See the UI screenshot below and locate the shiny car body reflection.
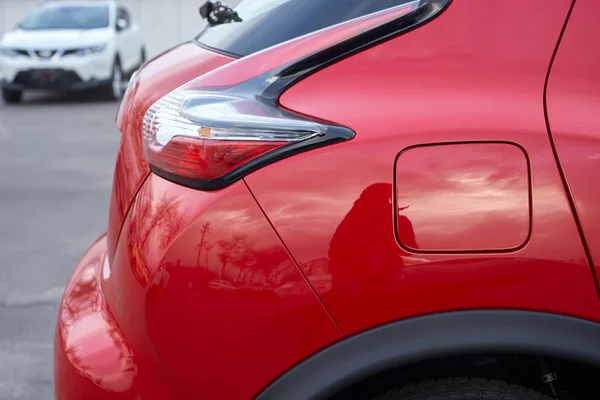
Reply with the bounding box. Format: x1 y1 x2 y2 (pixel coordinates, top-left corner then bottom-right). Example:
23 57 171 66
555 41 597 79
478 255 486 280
394 142 531 252
55 0 600 399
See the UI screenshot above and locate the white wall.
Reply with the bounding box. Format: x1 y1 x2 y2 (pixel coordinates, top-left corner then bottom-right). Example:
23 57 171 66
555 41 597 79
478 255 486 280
0 0 240 57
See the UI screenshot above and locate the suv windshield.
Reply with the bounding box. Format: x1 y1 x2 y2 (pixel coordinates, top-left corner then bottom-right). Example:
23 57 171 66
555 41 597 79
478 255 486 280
196 0 417 57
20 5 110 30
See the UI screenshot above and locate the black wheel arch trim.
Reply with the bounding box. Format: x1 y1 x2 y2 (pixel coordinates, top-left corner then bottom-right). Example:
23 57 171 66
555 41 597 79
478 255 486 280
255 310 600 400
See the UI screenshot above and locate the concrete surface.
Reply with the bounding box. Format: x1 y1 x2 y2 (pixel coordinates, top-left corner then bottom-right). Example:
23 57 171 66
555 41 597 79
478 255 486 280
0 2 243 397
0 91 121 399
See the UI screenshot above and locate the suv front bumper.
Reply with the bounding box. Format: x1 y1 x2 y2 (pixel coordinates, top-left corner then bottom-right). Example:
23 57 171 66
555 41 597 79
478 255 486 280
2 69 109 91
0 53 112 91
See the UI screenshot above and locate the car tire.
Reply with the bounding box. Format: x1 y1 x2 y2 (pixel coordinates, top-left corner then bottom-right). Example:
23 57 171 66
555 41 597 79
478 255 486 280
140 47 147 67
102 58 125 101
374 378 552 400
2 88 23 104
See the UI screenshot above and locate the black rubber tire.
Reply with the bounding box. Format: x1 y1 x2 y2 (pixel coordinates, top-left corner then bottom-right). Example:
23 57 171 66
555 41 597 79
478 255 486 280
2 88 22 103
140 47 147 67
374 378 552 400
101 57 124 101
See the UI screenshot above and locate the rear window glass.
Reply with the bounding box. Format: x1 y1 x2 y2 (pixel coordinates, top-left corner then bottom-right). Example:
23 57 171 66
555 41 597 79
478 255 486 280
196 0 417 57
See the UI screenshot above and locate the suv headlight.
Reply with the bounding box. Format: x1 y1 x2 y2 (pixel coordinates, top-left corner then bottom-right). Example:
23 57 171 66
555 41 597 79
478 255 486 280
74 44 106 56
0 47 19 57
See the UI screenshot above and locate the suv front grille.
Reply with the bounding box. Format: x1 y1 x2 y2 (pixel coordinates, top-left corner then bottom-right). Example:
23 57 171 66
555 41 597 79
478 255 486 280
34 49 58 59
13 69 83 88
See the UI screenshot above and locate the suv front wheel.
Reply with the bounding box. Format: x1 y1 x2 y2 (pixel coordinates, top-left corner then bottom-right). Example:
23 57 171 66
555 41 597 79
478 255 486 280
101 58 125 101
2 88 23 103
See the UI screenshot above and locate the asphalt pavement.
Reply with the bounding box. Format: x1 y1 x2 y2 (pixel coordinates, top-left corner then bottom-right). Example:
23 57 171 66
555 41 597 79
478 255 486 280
0 91 121 399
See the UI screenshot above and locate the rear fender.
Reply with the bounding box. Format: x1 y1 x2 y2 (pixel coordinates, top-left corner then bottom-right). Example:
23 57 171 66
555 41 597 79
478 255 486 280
257 310 600 400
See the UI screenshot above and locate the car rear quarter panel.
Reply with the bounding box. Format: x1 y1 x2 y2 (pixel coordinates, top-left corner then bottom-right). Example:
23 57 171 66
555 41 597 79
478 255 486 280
108 42 234 262
245 0 600 335
102 175 342 399
546 0 600 277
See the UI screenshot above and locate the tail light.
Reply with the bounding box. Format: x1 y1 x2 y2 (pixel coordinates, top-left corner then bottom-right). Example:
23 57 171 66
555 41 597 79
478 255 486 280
142 0 450 190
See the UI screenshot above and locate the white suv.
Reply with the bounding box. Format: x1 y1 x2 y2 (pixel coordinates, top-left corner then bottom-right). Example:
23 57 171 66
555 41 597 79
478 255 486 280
0 0 145 103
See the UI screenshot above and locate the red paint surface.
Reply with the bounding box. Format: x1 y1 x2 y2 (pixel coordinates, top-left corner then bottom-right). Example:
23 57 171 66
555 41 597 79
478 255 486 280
248 0 600 335
395 143 530 252
546 0 600 277
55 0 600 399
54 236 173 399
56 177 342 399
105 5 411 262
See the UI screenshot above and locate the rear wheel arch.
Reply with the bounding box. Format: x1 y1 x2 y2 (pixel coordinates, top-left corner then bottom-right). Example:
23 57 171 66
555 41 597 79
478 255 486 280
255 310 600 400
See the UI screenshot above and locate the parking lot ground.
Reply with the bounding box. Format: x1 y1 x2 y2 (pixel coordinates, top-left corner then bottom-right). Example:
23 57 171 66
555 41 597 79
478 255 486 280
0 91 121 399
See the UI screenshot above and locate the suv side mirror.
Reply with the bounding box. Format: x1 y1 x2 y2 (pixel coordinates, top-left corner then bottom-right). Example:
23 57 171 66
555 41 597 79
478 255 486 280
116 18 129 32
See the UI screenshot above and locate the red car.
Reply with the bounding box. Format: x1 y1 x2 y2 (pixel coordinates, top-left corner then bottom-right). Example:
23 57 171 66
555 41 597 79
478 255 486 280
54 0 600 399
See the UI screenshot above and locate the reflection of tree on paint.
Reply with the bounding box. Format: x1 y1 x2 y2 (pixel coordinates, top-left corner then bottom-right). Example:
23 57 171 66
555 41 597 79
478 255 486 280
147 229 292 325
128 183 185 285
234 244 259 283
328 183 418 299
211 234 288 288
196 222 212 268
218 235 246 279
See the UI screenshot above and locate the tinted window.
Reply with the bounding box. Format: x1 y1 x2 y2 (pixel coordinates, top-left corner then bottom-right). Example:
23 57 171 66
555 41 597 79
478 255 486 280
196 0 416 56
20 5 110 30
